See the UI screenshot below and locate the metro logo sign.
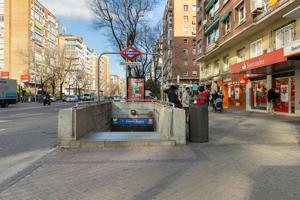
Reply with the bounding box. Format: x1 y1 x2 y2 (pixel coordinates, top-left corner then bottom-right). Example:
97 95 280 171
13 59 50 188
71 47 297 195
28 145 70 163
119 46 142 61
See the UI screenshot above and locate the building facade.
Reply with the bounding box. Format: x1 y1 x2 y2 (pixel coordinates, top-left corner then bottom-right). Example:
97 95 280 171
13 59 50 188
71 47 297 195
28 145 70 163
163 0 199 86
196 0 300 116
1 0 59 92
110 75 126 97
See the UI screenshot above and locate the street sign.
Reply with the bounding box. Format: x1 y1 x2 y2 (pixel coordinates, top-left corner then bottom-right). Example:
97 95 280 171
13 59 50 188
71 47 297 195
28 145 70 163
119 46 142 61
120 62 142 66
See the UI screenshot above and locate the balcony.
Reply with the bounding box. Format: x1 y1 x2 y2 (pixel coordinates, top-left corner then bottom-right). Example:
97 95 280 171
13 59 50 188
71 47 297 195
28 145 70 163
206 41 218 53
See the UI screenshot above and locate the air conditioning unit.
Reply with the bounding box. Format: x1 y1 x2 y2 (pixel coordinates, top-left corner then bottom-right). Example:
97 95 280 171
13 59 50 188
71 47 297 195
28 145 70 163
251 0 264 14
202 20 207 26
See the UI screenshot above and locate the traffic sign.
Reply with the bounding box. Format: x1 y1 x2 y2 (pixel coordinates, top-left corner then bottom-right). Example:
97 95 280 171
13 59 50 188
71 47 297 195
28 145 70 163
119 46 142 61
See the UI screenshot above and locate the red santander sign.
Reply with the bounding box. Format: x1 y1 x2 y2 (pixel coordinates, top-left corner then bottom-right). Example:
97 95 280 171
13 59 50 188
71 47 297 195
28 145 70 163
231 48 287 74
119 46 142 61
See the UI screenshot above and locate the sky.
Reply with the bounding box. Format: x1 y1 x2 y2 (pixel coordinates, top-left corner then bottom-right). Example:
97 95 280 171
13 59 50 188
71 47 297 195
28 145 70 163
40 0 167 77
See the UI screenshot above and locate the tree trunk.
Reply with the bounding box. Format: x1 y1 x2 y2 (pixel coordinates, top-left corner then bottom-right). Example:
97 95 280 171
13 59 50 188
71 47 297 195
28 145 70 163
60 83 63 99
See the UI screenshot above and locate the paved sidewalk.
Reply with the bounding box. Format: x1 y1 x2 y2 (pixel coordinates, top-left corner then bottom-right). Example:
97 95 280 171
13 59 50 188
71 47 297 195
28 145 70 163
0 112 299 200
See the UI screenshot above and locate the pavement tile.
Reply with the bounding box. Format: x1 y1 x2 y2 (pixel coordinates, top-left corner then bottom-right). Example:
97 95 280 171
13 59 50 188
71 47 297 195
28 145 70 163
0 112 299 200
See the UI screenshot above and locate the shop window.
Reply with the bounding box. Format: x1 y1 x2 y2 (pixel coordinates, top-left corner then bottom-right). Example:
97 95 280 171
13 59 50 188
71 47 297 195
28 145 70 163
250 39 262 58
251 80 267 110
275 23 295 49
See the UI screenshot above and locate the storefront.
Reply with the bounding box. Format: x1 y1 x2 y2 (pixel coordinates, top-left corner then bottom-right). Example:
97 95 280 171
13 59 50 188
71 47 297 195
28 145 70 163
231 48 299 115
221 74 246 110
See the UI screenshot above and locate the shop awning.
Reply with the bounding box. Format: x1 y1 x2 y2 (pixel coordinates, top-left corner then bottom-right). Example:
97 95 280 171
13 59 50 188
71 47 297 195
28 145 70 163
204 20 219 36
205 0 218 13
220 12 231 23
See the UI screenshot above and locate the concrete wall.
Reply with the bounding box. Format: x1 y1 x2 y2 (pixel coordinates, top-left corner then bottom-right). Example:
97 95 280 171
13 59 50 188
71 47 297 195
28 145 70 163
154 103 186 144
58 101 186 147
58 102 112 148
112 102 155 118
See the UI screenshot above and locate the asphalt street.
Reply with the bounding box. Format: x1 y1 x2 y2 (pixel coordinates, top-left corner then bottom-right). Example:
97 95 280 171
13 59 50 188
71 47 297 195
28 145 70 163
0 102 75 185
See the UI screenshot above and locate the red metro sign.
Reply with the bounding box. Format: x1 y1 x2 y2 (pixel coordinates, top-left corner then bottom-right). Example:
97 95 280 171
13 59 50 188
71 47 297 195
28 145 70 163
119 46 142 61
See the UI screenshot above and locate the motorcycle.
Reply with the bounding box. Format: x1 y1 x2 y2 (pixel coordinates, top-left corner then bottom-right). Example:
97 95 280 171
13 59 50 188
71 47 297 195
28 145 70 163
43 96 51 106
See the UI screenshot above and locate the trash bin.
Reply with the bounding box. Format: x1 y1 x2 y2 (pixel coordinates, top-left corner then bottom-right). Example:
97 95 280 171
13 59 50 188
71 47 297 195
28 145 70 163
189 102 209 143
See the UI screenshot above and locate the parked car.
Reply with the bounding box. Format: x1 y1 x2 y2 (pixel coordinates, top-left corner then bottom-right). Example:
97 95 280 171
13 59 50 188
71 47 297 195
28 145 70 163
49 95 56 102
145 90 158 100
82 93 94 101
65 95 78 102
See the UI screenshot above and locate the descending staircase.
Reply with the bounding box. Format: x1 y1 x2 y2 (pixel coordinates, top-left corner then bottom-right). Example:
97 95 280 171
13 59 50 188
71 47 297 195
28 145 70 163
79 132 176 148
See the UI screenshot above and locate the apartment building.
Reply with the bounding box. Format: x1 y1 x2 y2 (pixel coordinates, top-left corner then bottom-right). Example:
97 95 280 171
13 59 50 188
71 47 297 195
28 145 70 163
163 0 198 86
1 0 59 91
196 0 300 116
96 55 110 96
59 35 110 96
110 75 126 97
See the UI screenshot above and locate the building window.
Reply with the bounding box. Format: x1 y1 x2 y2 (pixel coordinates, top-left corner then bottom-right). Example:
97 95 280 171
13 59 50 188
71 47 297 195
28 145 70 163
183 38 188 44
183 5 188 12
197 40 202 54
184 16 188 22
214 60 220 75
207 28 219 46
193 48 197 55
183 49 189 55
224 17 231 34
192 5 197 12
275 23 295 49
250 39 262 58
183 60 188 66
0 15 4 22
183 71 188 76
237 48 246 62
223 56 229 72
208 0 220 19
183 26 188 33
192 27 196 35
238 3 246 24
192 70 198 76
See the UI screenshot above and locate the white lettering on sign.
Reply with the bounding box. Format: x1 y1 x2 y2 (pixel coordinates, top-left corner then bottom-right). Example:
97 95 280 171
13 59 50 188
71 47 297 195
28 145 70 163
120 62 142 66
241 58 265 71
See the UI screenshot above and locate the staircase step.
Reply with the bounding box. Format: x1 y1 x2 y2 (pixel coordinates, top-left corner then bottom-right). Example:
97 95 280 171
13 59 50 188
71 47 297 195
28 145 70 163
79 132 175 148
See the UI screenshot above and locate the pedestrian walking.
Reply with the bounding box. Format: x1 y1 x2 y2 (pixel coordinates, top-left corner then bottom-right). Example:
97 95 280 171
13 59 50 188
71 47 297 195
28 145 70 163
267 87 277 113
196 86 209 105
168 85 182 108
182 87 191 122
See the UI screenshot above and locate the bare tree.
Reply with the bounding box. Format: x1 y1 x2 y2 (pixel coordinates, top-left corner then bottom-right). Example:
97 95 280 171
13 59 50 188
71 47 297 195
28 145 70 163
54 46 77 99
90 0 159 76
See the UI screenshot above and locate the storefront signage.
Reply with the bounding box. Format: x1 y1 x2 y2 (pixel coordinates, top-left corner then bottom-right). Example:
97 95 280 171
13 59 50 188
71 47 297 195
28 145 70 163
127 78 145 100
231 48 287 74
1 71 9 78
284 39 300 57
21 75 30 83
